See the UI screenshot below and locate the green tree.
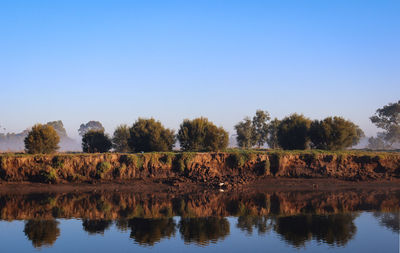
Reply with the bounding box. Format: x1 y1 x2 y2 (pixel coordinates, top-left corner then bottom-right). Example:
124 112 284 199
267 118 280 149
234 117 256 148
277 114 312 150
128 118 175 152
82 130 112 153
178 117 229 151
78 121 105 136
112 124 131 152
370 100 400 147
252 110 270 148
24 124 60 154
309 117 364 150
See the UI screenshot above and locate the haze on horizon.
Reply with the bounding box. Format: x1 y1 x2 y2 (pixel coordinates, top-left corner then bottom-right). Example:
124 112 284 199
1 0 399 140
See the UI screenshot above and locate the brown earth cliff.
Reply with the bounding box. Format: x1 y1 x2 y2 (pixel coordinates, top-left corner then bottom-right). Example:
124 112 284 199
0 151 399 185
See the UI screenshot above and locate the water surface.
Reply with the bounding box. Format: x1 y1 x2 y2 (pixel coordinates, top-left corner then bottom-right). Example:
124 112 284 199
0 190 398 252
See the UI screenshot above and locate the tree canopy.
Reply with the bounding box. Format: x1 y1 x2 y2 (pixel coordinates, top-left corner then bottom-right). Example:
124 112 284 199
24 124 60 154
370 100 400 147
234 117 256 149
252 110 270 147
309 117 364 150
82 130 112 153
178 117 229 151
277 114 312 150
78 121 105 136
112 124 131 153
128 118 175 152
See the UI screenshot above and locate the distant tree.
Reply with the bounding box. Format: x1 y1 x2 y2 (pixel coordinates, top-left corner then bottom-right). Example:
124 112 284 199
277 114 312 150
24 124 60 154
252 110 270 148
267 118 280 149
309 117 364 150
82 130 112 153
370 100 400 147
234 117 256 148
112 124 131 153
24 220 60 248
128 118 175 152
78 121 105 136
178 117 229 151
46 120 67 138
367 133 391 150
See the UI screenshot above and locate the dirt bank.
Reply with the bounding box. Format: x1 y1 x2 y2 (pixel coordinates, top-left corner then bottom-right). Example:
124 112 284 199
0 151 399 186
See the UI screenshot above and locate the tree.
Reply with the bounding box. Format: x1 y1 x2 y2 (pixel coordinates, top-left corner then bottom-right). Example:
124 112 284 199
24 124 60 154
367 133 390 150
78 121 105 136
370 100 400 147
309 117 364 150
46 120 67 138
82 130 112 153
252 110 270 148
277 114 312 150
178 117 229 151
128 118 175 152
267 118 280 149
234 117 256 148
112 124 131 152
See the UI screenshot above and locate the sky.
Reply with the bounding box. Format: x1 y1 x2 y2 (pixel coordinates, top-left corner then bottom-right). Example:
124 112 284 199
0 0 399 138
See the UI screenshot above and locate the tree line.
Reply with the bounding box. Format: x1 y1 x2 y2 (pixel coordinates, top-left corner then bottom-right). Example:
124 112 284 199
22 100 400 154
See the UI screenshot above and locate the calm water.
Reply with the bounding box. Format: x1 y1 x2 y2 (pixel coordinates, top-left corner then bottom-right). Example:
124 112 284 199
0 190 398 252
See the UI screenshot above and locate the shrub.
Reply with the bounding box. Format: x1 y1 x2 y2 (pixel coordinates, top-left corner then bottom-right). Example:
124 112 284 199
129 118 175 152
82 130 112 153
39 168 58 184
24 124 60 154
178 117 229 151
95 162 112 179
52 156 64 169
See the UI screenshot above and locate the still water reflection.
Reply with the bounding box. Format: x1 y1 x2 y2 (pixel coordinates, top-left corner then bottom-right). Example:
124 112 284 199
0 190 398 252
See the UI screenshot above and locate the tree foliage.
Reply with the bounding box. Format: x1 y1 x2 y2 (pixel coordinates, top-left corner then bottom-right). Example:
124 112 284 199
309 117 364 150
277 114 312 150
24 124 60 154
128 118 175 152
112 124 131 153
82 130 112 153
178 117 229 151
367 133 391 150
234 117 256 149
46 120 67 138
370 100 400 147
78 121 105 136
252 110 270 147
267 118 280 149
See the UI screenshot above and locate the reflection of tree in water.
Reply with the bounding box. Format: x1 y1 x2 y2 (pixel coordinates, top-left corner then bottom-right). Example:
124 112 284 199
128 218 176 246
237 216 273 235
178 217 230 245
274 214 357 248
373 212 399 233
24 220 60 248
82 219 112 235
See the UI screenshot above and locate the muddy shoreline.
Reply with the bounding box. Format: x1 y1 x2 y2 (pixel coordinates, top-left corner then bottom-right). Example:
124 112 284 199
1 178 399 195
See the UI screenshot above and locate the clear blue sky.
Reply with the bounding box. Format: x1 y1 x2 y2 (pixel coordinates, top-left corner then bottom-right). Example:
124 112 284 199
1 0 399 138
